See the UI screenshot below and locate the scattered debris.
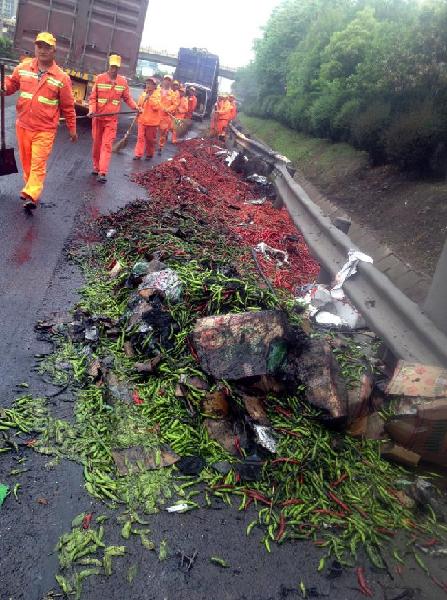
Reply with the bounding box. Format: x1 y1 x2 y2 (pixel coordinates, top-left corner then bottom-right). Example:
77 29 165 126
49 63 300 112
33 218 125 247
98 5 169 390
166 503 189 513
210 556 230 568
111 445 179 476
332 250 373 290
297 338 349 422
176 456 206 475
191 310 289 380
138 268 182 302
386 361 447 397
178 549 198 573
109 261 123 279
252 425 277 453
254 242 289 266
0 484 9 507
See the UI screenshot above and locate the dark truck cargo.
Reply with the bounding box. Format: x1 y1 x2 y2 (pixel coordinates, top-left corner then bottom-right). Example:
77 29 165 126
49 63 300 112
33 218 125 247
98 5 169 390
174 47 219 118
13 0 149 108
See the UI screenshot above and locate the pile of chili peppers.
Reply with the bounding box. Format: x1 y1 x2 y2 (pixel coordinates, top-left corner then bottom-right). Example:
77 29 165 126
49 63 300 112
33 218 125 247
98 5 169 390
133 138 320 291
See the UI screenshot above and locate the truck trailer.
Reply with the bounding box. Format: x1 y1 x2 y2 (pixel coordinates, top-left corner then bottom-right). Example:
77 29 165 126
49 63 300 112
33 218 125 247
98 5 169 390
174 47 219 118
13 0 149 109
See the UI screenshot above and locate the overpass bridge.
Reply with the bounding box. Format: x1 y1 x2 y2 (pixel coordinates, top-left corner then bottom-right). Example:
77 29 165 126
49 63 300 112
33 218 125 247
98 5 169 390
138 48 237 80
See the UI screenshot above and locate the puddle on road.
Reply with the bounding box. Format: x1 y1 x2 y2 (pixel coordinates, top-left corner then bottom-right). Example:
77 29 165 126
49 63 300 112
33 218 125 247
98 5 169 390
11 223 36 265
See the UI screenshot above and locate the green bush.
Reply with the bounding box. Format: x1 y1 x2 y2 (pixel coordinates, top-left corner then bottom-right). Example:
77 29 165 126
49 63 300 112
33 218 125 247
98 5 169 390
0 36 13 58
308 89 345 138
350 101 391 164
384 103 446 172
332 98 361 141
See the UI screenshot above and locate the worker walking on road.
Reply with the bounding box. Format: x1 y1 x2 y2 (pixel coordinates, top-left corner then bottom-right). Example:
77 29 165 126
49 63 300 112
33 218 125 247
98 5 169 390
133 77 161 161
172 86 188 144
1 32 77 212
158 75 177 154
88 54 139 183
228 94 238 123
168 79 181 141
216 93 232 141
186 86 197 119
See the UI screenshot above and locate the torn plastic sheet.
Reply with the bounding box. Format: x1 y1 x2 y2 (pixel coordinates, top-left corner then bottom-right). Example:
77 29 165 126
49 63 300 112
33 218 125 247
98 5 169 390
247 174 269 185
315 311 344 327
138 268 182 302
332 250 373 290
166 503 190 513
246 197 267 205
253 424 277 453
254 242 288 266
225 150 239 167
297 284 367 329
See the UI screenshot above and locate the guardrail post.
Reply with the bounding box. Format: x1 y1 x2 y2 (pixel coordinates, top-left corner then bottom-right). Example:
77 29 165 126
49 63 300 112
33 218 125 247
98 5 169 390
423 237 447 335
334 217 351 234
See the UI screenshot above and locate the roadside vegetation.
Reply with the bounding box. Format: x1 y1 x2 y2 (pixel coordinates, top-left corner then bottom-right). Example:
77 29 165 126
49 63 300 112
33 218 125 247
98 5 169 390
234 0 447 175
0 36 13 58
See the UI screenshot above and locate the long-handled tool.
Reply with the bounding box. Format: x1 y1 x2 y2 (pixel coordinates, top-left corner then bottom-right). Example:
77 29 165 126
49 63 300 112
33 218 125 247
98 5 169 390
59 110 138 122
0 64 18 176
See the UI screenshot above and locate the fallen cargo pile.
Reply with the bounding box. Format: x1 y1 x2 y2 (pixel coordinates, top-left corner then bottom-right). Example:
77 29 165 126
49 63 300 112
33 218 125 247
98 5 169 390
1 139 446 599
132 138 320 291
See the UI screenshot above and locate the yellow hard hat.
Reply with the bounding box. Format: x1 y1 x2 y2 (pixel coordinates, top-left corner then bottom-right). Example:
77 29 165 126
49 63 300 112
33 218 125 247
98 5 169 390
109 54 121 67
35 32 56 46
173 80 179 85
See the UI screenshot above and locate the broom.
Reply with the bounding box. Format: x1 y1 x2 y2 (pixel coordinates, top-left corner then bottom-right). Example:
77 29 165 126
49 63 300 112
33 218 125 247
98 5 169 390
112 113 139 152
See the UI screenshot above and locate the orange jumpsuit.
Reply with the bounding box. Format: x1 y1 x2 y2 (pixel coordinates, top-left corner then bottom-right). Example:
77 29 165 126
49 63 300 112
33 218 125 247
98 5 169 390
158 88 177 149
229 100 237 122
209 103 218 136
4 58 76 204
172 96 189 144
134 88 161 158
89 73 137 174
216 99 232 138
186 94 197 119
169 89 180 134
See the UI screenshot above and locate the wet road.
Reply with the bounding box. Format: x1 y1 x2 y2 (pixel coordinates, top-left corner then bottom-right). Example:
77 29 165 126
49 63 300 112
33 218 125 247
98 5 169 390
0 93 170 405
0 96 442 600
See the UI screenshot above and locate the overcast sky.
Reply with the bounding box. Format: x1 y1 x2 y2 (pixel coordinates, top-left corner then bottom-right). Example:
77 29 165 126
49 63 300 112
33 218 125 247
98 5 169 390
141 0 282 68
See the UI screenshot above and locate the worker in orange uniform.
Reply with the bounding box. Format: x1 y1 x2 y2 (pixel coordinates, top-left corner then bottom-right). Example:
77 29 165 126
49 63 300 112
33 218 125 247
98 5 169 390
133 77 161 160
1 32 77 212
172 86 189 144
158 75 177 154
88 54 139 183
209 99 218 136
228 94 238 123
186 86 197 119
169 79 181 140
216 94 232 141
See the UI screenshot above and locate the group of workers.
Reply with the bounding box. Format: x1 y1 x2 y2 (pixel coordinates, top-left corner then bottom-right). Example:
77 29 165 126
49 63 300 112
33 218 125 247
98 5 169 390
133 73 198 162
1 31 235 213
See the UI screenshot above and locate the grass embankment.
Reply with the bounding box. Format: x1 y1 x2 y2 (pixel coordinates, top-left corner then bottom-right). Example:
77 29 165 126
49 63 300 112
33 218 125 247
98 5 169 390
239 114 447 276
239 114 368 186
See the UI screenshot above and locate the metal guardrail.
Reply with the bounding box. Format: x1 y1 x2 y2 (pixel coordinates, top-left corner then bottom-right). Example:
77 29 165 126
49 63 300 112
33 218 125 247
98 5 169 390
229 124 447 367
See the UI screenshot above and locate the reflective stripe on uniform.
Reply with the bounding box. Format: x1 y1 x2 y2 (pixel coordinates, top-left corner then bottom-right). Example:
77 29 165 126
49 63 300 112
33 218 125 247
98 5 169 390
114 85 126 91
38 96 59 106
46 77 64 88
97 83 112 90
20 91 33 99
111 99 120 106
19 70 38 79
97 98 107 104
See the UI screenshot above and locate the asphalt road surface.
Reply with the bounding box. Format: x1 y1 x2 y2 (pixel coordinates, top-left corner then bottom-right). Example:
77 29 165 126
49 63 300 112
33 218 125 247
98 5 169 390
0 95 442 600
